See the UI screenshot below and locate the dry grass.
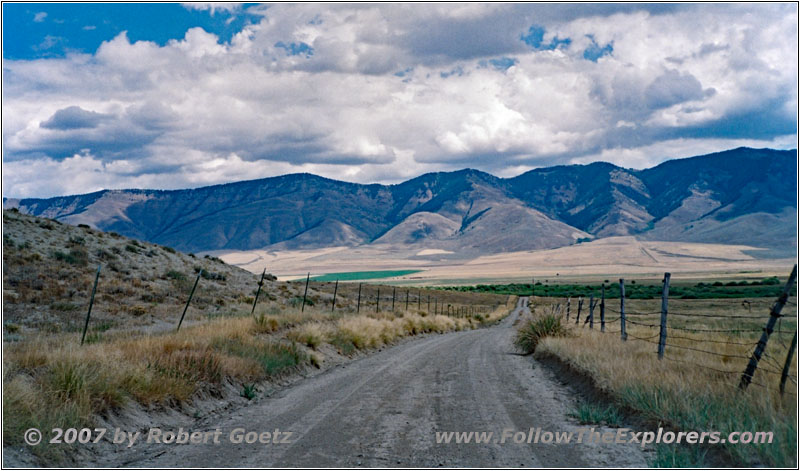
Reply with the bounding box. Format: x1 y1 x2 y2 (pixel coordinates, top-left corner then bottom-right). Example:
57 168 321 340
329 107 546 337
4 296 516 464
2 210 514 464
532 295 797 467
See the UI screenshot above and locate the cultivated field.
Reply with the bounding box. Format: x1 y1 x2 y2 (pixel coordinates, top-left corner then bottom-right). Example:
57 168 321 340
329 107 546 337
209 236 796 285
3 209 797 467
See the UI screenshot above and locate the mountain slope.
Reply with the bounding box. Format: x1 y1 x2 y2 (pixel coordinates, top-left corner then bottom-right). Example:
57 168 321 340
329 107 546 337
4 147 796 255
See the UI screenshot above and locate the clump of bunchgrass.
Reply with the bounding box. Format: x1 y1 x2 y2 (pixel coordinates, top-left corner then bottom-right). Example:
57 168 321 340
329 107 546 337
514 314 567 354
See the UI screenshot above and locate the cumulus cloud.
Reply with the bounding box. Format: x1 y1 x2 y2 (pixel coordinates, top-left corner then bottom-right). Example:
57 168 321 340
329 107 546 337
2 3 797 197
183 3 242 15
40 106 111 130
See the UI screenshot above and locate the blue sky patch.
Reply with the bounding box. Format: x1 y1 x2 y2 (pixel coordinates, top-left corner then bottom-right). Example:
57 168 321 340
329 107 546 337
440 66 464 78
274 41 314 57
521 25 571 51
1 3 260 59
487 57 518 71
583 35 613 62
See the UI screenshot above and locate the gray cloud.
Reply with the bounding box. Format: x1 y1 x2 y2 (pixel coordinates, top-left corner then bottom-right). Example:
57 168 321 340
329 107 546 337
2 3 797 198
645 70 705 109
40 106 112 130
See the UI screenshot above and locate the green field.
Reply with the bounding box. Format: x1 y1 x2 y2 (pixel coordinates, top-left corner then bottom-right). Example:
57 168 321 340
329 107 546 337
438 276 792 299
305 270 423 282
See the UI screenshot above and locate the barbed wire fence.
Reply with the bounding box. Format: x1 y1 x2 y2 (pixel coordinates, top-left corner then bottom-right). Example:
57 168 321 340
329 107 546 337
536 265 798 398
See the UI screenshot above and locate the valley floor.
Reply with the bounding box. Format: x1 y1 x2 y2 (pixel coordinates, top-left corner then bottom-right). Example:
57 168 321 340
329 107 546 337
209 236 796 285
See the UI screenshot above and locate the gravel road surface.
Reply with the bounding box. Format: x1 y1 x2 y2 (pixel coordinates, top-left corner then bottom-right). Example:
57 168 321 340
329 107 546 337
99 298 648 467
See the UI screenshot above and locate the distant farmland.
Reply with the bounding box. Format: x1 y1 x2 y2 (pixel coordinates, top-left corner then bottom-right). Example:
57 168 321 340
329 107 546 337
440 277 791 299
307 269 423 282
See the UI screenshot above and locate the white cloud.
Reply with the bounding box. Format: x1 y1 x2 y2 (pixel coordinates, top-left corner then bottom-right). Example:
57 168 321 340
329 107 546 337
33 11 47 22
182 3 242 15
2 3 797 197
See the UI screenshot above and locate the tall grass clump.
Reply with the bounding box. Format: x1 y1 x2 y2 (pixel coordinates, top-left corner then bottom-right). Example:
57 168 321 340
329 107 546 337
514 314 567 354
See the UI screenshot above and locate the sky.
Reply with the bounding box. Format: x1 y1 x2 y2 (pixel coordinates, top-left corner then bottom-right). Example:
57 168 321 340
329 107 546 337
2 2 798 198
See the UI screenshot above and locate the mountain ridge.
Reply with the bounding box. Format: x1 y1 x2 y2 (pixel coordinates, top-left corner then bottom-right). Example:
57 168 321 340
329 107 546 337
4 147 797 255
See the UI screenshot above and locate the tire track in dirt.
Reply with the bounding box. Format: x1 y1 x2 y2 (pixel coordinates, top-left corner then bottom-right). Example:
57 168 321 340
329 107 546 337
98 298 648 468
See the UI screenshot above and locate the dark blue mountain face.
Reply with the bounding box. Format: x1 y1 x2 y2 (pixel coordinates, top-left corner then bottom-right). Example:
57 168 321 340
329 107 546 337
5 148 796 253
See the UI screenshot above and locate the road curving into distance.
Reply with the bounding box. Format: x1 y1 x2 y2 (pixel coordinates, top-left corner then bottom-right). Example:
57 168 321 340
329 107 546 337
101 297 648 468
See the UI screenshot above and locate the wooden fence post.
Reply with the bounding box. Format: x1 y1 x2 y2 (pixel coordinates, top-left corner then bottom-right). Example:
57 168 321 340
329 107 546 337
780 330 798 396
357 283 362 313
80 264 102 345
301 272 310 312
576 297 583 324
331 279 338 312
566 297 570 321
657 273 671 359
177 269 202 332
600 284 606 332
588 294 594 329
376 287 380 312
427 294 430 312
251 268 266 317
740 265 797 389
392 287 396 311
619 278 627 341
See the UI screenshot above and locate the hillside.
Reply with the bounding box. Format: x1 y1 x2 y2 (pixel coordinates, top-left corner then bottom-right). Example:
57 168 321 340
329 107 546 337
4 147 796 256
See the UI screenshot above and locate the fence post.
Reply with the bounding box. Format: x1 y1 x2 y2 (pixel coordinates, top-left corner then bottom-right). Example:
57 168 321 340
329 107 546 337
376 287 380 312
657 273 671 359
619 278 627 341
740 265 797 389
576 297 583 324
435 298 438 315
587 294 594 328
301 272 310 312
780 330 798 396
331 279 338 312
251 268 266 317
177 269 202 331
427 294 430 312
566 297 570 321
357 283 362 313
80 264 102 345
600 284 606 333
392 287 396 311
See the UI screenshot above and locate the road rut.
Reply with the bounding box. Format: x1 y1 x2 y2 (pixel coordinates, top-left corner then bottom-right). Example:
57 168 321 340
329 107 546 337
99 298 648 467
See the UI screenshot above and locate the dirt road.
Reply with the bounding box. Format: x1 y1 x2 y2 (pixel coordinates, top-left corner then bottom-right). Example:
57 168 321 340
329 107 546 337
100 298 648 467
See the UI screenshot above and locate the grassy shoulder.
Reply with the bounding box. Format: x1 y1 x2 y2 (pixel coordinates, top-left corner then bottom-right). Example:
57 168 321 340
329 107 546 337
3 298 515 464
520 302 797 467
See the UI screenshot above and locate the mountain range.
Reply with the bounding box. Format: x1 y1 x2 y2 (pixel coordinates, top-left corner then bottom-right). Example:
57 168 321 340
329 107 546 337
4 147 797 257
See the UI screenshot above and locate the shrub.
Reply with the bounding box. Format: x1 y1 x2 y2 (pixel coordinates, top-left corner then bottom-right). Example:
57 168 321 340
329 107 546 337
165 270 186 281
514 315 567 354
68 236 85 246
51 248 89 266
241 383 257 400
